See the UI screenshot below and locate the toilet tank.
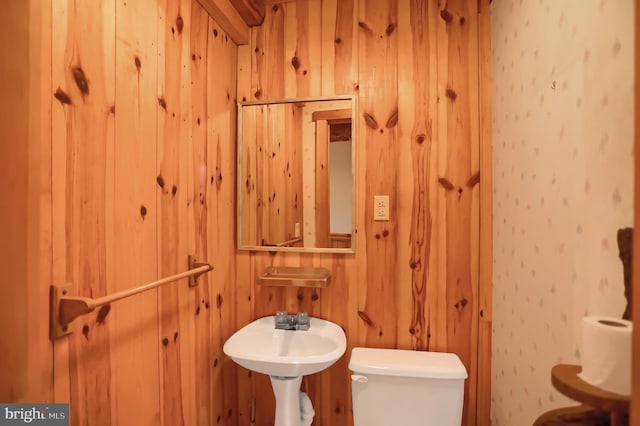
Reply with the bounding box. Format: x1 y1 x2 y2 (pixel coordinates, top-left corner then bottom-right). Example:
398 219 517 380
349 348 467 426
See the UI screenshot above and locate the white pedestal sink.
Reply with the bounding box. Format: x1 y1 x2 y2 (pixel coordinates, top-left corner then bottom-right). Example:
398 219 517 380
223 316 347 426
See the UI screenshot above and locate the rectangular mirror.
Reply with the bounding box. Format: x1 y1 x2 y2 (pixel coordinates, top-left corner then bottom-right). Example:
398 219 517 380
237 95 356 253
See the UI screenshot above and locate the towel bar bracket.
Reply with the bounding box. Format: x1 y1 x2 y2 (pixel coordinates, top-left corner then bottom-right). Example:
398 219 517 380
188 255 209 288
50 283 73 340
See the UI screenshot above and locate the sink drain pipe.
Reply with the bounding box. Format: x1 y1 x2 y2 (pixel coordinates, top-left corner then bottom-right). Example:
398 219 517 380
299 391 315 426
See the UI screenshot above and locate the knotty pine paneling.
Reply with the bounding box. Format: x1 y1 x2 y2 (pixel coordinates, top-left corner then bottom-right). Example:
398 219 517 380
0 0 53 403
52 1 116 424
439 1 480 423
112 0 161 423
2 0 492 425
2 0 238 425
189 3 212 424
206 16 240 424
396 0 438 353
477 0 493 421
157 0 193 423
632 1 640 424
237 1 488 425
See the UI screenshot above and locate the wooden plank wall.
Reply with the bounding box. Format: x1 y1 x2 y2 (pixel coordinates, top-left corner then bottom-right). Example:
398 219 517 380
0 0 53 403
236 0 488 425
632 0 640 423
0 0 240 425
1 0 491 425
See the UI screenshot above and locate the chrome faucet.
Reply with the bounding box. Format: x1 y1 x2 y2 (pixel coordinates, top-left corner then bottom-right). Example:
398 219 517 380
274 311 310 331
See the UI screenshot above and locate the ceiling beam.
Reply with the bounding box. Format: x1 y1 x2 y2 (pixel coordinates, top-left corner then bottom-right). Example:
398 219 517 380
196 0 250 45
229 0 265 26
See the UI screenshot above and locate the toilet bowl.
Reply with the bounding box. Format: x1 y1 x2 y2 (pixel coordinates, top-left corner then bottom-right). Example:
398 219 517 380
349 347 467 426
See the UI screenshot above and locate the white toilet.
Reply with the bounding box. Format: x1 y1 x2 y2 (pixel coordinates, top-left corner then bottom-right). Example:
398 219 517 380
349 347 467 426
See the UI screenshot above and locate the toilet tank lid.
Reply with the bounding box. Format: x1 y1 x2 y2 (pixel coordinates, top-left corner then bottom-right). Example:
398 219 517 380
349 348 468 379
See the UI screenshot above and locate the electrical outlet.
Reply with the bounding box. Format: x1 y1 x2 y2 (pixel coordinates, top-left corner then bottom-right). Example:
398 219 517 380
374 195 390 221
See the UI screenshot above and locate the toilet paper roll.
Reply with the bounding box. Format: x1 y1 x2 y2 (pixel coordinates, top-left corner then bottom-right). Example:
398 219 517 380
578 316 632 396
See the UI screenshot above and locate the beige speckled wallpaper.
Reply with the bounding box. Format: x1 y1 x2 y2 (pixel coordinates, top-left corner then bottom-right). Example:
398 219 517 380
490 0 635 424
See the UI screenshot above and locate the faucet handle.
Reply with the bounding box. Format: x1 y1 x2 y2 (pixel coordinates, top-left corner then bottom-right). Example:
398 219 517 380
296 312 310 324
275 311 288 322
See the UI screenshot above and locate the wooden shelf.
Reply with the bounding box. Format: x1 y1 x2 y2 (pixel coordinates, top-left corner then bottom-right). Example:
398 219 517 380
550 364 629 425
258 267 330 288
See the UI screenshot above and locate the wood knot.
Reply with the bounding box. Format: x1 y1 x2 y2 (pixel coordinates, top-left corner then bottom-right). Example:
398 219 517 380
134 56 142 71
171 185 177 196
53 87 72 105
358 311 374 326
158 97 167 110
445 88 457 101
291 56 301 70
438 177 454 191
140 205 147 219
385 23 396 36
254 89 262 99
213 28 218 38
216 294 223 309
156 174 165 188
440 9 453 23
416 134 426 144
358 21 374 34
466 172 480 188
363 112 379 130
72 66 89 95
176 15 184 34
385 107 398 128
454 297 469 312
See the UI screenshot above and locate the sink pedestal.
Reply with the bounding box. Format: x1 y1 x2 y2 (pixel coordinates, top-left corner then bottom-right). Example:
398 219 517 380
270 376 310 426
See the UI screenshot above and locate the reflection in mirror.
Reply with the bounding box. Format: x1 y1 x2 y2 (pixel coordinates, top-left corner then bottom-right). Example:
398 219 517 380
238 96 355 253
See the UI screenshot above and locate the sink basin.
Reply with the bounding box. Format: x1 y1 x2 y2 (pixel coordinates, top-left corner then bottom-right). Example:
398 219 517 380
223 316 347 377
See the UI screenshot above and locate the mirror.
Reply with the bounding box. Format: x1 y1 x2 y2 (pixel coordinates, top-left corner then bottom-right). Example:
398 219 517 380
237 95 356 253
